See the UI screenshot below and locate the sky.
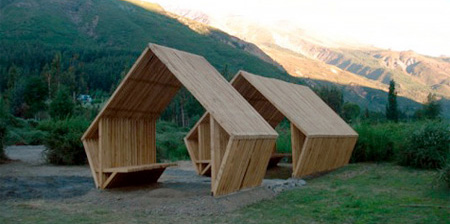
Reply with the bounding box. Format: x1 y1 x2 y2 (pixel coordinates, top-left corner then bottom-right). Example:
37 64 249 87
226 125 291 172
150 0 450 57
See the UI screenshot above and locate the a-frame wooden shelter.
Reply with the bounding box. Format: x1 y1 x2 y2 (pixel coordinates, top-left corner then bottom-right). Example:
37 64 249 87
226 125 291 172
81 44 278 196
186 71 358 178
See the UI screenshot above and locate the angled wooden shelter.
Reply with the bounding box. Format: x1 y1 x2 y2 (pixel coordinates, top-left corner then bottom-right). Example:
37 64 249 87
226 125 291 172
82 44 277 196
186 71 358 178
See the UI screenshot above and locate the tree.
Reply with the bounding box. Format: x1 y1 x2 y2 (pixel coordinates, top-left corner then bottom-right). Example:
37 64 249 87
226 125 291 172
386 80 398 122
23 76 48 118
6 64 19 101
414 93 441 120
50 52 62 94
9 79 27 117
342 102 361 123
41 63 52 99
364 107 370 119
49 88 75 119
317 86 344 115
221 64 233 81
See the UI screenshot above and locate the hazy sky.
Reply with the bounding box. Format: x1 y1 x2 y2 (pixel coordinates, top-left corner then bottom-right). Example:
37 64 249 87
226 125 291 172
150 0 450 57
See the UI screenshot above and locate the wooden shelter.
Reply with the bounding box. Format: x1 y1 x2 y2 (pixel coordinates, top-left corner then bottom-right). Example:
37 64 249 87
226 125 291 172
81 44 277 196
186 71 358 178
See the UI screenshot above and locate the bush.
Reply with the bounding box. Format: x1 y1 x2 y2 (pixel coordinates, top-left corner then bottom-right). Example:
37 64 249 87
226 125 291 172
398 122 449 169
43 117 89 165
6 128 47 145
275 120 291 153
156 121 189 161
0 121 7 160
437 162 450 188
351 124 395 162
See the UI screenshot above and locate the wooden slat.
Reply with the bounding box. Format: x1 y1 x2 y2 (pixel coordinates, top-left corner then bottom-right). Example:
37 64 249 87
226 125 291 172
103 163 176 173
196 160 211 164
292 136 358 177
210 117 230 189
82 139 100 188
99 117 156 169
241 139 276 188
238 71 358 137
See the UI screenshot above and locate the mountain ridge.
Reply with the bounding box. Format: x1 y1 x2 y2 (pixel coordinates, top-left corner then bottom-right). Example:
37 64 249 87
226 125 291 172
163 6 450 107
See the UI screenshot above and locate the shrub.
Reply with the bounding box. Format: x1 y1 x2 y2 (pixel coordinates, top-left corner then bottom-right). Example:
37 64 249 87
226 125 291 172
398 122 449 169
437 162 450 188
0 121 7 160
6 128 47 145
43 117 89 165
351 124 395 162
156 121 189 161
275 120 291 154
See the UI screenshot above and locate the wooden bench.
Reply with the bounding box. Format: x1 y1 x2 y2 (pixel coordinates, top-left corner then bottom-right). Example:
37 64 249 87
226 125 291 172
102 163 176 189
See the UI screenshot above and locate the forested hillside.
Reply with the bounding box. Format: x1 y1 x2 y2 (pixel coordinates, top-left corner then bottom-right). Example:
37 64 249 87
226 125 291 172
0 0 427 125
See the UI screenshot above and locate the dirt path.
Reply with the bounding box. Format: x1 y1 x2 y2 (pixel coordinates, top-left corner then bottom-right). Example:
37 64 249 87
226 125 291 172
0 146 305 216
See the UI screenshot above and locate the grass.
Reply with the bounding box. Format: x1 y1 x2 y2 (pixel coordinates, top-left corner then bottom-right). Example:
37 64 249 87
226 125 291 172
226 163 449 223
0 163 448 224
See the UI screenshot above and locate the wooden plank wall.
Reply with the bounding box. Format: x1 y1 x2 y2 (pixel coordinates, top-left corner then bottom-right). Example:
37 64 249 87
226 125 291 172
98 117 156 186
184 114 212 175
198 121 211 173
82 138 100 188
210 117 229 188
184 136 200 173
212 137 276 196
292 132 357 177
290 123 306 174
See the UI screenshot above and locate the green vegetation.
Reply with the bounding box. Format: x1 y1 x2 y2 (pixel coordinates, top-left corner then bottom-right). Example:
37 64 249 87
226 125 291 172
41 117 89 165
351 123 395 162
0 96 8 160
415 93 443 120
317 86 344 114
49 88 75 120
227 164 449 223
398 122 449 169
438 163 450 188
275 120 292 154
155 121 189 161
351 121 449 166
386 80 398 122
0 121 6 161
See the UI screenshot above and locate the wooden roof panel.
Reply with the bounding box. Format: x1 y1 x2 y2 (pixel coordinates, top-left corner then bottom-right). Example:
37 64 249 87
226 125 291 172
238 71 357 137
149 44 276 137
82 44 277 139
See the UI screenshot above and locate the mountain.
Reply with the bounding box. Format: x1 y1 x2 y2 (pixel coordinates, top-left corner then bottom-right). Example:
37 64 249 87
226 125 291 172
0 0 289 91
162 7 450 116
0 0 424 117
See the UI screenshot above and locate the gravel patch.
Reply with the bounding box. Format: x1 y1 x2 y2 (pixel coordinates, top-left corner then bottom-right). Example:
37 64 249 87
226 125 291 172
0 145 306 215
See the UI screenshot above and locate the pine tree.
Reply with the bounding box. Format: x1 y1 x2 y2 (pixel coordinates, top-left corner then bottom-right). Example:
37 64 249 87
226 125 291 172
386 80 398 122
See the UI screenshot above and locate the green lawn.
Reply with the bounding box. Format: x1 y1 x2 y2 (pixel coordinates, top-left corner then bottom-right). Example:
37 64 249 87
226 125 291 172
225 163 449 223
1 163 448 224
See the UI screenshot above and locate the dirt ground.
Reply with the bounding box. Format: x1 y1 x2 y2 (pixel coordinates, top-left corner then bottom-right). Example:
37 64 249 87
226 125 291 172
0 146 305 216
